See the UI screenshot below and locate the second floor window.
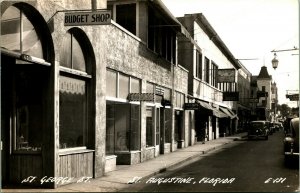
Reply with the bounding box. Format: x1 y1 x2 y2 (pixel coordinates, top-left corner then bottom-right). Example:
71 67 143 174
116 4 136 35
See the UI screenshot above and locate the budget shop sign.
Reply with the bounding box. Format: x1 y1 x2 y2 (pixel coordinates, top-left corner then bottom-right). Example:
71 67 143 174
65 11 111 26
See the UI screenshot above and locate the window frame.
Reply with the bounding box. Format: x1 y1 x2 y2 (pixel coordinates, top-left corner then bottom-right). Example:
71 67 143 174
58 30 92 151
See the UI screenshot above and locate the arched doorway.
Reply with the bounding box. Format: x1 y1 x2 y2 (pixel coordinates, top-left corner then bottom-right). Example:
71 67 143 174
1 2 54 186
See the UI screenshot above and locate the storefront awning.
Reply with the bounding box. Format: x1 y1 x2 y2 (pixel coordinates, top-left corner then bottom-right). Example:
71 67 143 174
220 106 237 119
198 101 228 118
198 101 213 111
212 108 229 118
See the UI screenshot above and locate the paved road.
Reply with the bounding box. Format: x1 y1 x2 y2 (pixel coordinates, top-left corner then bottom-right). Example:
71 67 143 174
122 131 299 192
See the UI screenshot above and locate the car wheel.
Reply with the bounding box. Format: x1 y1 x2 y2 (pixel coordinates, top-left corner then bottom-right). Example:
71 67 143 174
265 136 268 140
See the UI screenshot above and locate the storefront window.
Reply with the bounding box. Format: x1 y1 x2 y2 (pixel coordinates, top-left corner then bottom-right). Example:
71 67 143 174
15 70 44 152
59 76 87 148
105 102 140 154
106 102 115 155
59 29 90 149
175 110 183 141
165 108 172 143
1 6 43 58
156 108 160 145
146 107 154 147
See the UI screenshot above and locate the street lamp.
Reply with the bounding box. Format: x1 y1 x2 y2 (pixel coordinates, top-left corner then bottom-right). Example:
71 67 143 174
271 53 279 70
271 47 299 70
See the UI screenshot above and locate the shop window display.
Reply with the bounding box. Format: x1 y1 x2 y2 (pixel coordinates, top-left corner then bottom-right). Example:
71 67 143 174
59 30 90 149
15 70 44 152
106 102 140 154
146 107 154 147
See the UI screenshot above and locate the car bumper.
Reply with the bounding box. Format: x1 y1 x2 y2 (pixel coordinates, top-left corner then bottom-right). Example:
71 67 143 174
284 152 300 156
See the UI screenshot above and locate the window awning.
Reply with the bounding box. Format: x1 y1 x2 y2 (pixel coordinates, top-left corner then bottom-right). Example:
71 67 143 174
198 101 228 118
212 108 229 118
198 101 213 111
220 106 237 119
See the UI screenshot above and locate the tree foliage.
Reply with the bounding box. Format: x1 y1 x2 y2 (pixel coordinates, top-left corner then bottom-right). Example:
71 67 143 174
277 104 291 118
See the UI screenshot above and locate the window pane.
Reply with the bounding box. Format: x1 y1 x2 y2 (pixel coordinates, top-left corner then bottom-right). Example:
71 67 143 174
115 104 130 151
165 108 172 143
146 107 154 147
59 76 86 149
146 82 154 93
106 70 117 97
119 74 129 99
1 6 21 52
156 108 160 145
15 70 43 151
72 35 86 72
130 104 140 150
116 4 136 35
180 93 185 108
130 77 140 93
164 88 171 101
60 33 72 68
22 13 43 58
106 102 115 155
1 6 43 58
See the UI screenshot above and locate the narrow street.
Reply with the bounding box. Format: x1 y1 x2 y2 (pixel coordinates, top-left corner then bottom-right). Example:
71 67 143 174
123 131 299 192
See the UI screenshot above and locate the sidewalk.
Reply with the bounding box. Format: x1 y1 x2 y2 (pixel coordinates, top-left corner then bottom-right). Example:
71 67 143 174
2 133 247 193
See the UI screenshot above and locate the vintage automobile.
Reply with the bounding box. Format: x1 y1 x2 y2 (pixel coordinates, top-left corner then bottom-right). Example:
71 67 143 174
248 120 269 140
283 117 299 165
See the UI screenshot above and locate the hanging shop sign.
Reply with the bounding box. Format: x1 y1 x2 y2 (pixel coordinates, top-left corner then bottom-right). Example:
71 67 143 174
286 94 299 101
217 69 236 83
64 11 111 26
128 93 155 102
223 92 239 101
184 103 200 110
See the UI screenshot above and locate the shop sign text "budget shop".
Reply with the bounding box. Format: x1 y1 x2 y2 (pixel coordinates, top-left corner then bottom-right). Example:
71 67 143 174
65 11 111 26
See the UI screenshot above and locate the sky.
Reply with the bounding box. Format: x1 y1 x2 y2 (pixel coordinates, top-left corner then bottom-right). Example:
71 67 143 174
162 0 299 107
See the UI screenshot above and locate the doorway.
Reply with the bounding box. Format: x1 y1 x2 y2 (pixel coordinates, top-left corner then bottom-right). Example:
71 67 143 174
1 54 50 185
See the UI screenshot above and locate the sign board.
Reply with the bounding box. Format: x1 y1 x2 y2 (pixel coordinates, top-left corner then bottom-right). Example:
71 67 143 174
223 92 239 101
217 69 236 83
64 11 111 26
128 93 154 102
286 94 299 101
184 103 200 110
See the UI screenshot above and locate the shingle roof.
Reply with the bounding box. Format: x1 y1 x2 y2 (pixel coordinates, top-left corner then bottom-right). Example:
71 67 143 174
257 66 271 79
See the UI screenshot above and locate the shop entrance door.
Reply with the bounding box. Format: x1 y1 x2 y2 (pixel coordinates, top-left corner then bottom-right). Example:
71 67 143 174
1 54 50 185
155 108 161 154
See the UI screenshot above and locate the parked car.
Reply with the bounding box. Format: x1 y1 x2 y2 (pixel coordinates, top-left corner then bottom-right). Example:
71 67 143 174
283 117 299 165
248 120 269 140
